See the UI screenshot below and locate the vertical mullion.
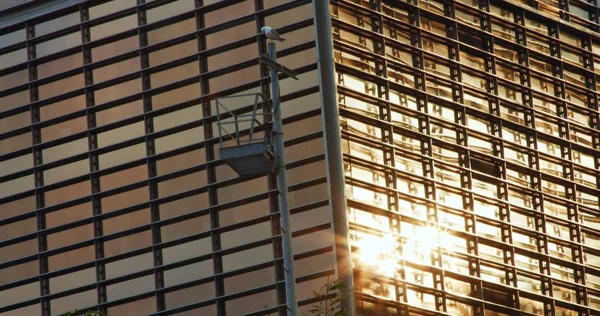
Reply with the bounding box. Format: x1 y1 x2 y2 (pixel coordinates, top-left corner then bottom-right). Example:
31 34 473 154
254 1 286 315
137 1 165 312
80 4 106 310
27 21 50 316
195 1 225 315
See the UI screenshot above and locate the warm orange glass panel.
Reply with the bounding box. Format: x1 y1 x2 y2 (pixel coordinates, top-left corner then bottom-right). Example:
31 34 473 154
0 48 26 70
0 111 29 134
0 282 38 310
207 44 257 71
46 224 93 250
288 182 327 209
36 32 81 58
101 186 149 213
39 95 85 122
205 1 254 28
99 143 147 170
44 159 89 185
94 79 142 105
40 117 87 143
162 238 212 265
44 180 91 207
209 65 260 93
91 36 139 62
223 265 274 294
48 246 95 272
0 239 37 264
163 260 213 287
221 221 271 250
95 100 143 127
49 267 95 294
159 193 209 219
0 217 36 241
0 69 27 92
149 40 197 66
0 195 35 221
46 202 92 229
0 174 34 199
37 52 82 79
147 0 195 23
0 131 31 155
165 282 215 309
43 137 87 164
205 22 254 49
265 3 313 29
151 62 199 88
148 18 196 46
102 208 151 235
225 289 277 315
160 215 210 242
219 199 270 227
0 89 29 113
100 164 147 191
158 170 207 197
51 289 97 315
92 15 138 41
222 244 273 272
217 176 268 205
0 260 38 285
107 275 155 301
35 12 79 37
151 83 200 110
105 253 153 281
107 297 156 316
93 57 140 83
38 74 84 101
156 148 205 176
104 231 153 257
89 0 136 19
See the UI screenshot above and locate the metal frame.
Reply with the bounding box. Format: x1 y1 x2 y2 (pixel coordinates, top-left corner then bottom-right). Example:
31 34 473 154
332 0 600 315
0 0 326 315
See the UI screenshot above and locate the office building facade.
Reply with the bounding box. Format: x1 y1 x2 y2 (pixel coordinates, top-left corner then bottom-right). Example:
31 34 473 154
1 0 600 315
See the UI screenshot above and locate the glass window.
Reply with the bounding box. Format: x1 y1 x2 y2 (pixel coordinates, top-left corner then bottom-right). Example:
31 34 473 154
107 297 156 316
0 48 26 71
0 111 29 135
92 36 139 62
221 221 271 249
100 164 147 191
0 91 28 118
0 217 36 241
93 57 140 83
147 18 196 46
209 65 260 93
151 62 199 88
95 100 143 127
94 79 142 105
149 40 197 66
0 29 25 50
49 267 95 294
0 195 35 221
225 289 277 315
156 148 205 176
158 192 207 221
51 289 97 315
158 170 207 197
44 159 89 185
0 69 28 92
48 246 95 271
206 22 255 49
162 238 212 264
39 95 85 122
43 138 87 164
0 260 38 286
89 0 137 19
101 186 148 213
0 282 39 308
36 33 82 58
207 44 257 72
161 215 210 242
105 253 153 279
0 174 33 199
36 12 80 37
151 83 200 110
204 1 254 28
107 275 155 301
104 231 152 257
165 283 215 309
147 0 195 23
91 15 138 41
164 260 213 287
46 203 92 229
40 117 87 142
38 73 84 100
222 244 273 272
103 208 150 235
154 127 204 154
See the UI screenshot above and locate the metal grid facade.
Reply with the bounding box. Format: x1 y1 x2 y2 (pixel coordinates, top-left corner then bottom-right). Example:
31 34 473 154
0 1 336 315
332 0 600 315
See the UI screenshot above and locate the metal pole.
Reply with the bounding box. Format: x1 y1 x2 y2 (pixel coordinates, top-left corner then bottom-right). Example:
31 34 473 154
312 1 356 315
269 42 298 316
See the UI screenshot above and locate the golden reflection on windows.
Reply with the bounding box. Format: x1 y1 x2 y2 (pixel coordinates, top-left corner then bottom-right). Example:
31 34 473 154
92 36 139 62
